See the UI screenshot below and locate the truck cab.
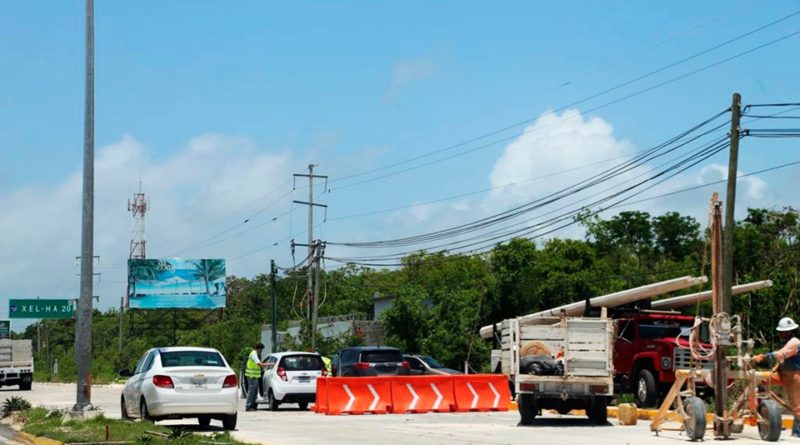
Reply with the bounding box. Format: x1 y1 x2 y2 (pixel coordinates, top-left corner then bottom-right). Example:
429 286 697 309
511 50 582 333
613 310 711 407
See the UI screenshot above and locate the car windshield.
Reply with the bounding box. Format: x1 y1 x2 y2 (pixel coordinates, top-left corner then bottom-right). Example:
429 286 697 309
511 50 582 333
420 356 445 368
639 320 710 343
281 355 323 371
361 350 402 363
160 350 225 367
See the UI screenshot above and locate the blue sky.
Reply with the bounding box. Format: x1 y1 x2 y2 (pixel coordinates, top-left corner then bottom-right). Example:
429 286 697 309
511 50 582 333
1 1 799 321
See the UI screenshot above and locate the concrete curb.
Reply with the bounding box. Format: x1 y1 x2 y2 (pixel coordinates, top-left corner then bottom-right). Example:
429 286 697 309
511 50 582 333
12 432 62 445
507 402 795 429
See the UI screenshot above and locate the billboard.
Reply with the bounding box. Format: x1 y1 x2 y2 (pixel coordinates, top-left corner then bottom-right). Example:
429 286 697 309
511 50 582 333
128 259 226 309
0 320 9 339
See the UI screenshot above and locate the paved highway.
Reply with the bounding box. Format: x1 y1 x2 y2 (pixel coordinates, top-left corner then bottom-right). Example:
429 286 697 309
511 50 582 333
0 384 783 444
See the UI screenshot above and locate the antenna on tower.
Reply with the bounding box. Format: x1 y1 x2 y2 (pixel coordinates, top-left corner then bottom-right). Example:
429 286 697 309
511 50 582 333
128 182 148 260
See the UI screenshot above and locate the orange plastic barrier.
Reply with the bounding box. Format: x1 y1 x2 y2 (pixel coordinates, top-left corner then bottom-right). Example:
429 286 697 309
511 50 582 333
390 376 456 413
451 374 510 412
313 377 329 413
324 377 393 415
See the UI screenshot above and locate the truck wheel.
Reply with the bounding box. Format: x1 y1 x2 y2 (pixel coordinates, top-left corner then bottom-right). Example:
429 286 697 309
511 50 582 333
683 396 706 441
635 369 658 408
518 394 537 426
588 397 608 425
19 382 31 391
757 399 782 442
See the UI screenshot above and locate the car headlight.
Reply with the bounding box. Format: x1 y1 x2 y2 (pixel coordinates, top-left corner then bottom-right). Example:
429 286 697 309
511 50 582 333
661 357 672 370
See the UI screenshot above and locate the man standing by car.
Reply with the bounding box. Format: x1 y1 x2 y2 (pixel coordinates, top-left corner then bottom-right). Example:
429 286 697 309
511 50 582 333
245 343 267 411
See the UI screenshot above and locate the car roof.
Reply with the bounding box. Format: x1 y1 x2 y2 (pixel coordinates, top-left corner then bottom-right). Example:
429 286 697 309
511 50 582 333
344 346 401 352
156 346 223 353
268 351 321 358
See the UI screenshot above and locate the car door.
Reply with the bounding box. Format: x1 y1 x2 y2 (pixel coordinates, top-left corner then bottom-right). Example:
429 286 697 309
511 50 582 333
125 350 151 415
262 355 277 395
405 356 426 375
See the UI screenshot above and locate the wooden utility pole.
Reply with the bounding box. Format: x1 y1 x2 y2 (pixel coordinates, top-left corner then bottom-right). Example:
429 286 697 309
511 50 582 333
270 260 278 352
722 92 741 314
710 193 729 437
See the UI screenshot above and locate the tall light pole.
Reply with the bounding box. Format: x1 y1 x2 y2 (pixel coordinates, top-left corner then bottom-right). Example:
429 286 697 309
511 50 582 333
74 0 95 411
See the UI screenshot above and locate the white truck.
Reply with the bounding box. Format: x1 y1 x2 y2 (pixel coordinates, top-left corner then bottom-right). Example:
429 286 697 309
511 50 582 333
0 340 33 390
493 315 614 425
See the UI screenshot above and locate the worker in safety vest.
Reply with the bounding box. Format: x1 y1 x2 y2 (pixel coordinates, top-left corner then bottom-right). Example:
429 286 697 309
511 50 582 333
245 342 267 411
753 317 800 437
321 355 332 375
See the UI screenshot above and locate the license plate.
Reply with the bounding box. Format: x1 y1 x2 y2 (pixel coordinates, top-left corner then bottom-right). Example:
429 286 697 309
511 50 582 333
298 376 310 382
191 374 206 387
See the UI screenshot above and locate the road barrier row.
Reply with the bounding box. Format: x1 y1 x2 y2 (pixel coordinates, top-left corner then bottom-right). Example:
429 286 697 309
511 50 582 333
314 374 510 415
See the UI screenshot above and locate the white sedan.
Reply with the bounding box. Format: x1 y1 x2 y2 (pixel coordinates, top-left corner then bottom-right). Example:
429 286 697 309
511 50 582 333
120 347 238 429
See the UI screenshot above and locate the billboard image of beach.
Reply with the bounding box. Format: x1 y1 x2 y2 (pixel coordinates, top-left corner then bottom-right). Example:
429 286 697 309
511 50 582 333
128 259 226 309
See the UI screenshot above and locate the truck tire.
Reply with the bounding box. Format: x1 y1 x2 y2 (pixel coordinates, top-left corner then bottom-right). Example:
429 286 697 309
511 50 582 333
757 399 782 442
683 396 706 441
635 369 658 408
518 394 537 426
19 382 31 391
588 396 608 425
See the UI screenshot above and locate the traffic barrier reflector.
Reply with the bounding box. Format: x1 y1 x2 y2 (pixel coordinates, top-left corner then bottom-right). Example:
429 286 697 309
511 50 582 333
313 377 328 413
324 377 392 415
390 376 456 413
452 374 510 412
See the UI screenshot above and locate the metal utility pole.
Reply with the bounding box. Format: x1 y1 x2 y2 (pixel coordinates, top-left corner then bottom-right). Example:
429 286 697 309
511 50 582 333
292 165 327 350
722 92 741 314
74 0 95 411
710 193 729 437
270 260 278 352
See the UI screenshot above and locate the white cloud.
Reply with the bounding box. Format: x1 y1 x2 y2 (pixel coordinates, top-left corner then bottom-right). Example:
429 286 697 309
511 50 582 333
385 57 439 101
698 164 767 200
0 134 294 318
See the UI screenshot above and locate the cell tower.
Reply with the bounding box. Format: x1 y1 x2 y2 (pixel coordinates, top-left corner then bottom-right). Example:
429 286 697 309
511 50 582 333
128 182 148 260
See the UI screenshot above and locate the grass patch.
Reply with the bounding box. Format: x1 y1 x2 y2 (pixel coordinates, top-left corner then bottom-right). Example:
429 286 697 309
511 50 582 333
21 407 249 445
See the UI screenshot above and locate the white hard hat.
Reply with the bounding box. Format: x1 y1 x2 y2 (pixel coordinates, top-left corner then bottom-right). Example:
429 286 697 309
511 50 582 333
777 317 799 332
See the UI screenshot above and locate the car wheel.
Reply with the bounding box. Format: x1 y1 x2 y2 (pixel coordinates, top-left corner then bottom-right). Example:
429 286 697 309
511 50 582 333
121 396 131 420
198 416 211 428
222 413 237 430
635 369 658 408
139 398 152 422
268 390 280 411
298 402 309 411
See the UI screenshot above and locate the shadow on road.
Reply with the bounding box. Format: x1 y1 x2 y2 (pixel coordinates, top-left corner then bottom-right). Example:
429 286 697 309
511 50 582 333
518 418 612 427
167 425 226 433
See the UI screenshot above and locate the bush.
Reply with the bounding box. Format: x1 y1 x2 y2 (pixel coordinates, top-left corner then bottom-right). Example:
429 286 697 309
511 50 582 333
2 397 31 418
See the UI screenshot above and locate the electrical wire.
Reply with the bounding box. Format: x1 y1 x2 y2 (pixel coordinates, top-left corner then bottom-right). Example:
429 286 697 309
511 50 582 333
326 14 800 190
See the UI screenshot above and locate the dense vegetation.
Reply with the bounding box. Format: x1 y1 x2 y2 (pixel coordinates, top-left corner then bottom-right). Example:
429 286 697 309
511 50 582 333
19 208 799 382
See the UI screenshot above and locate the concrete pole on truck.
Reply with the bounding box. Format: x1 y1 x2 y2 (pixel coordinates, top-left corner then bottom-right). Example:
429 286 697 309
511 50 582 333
74 0 95 412
722 93 741 314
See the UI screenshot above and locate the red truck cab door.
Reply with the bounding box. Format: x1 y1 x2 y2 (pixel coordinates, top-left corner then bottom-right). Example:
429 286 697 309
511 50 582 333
614 319 637 375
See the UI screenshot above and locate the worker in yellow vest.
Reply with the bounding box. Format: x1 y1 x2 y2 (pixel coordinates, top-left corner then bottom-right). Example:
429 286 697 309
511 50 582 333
321 355 332 376
245 343 267 411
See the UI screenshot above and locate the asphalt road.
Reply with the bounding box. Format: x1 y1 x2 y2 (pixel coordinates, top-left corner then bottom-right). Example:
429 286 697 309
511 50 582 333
0 383 787 445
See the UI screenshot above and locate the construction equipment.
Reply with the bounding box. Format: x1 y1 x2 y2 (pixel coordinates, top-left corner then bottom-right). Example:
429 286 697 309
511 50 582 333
650 194 783 441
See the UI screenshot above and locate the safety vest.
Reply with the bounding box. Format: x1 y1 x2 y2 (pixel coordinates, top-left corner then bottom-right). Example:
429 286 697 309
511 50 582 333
245 350 261 378
322 356 332 374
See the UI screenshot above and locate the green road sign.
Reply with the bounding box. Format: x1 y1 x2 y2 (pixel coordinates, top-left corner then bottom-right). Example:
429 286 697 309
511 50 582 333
9 299 75 319
0 320 9 339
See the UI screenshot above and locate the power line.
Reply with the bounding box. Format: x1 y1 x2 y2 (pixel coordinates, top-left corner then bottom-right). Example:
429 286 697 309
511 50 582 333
325 13 800 190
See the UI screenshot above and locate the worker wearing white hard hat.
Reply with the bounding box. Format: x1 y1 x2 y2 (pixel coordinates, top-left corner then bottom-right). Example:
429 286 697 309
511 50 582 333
753 317 800 437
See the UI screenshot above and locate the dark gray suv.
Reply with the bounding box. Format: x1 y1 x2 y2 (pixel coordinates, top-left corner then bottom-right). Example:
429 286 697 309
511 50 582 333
333 346 410 377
